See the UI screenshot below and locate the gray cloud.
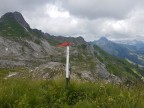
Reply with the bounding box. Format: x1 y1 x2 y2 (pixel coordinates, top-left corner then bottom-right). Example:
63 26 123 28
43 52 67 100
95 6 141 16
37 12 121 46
0 0 144 41
0 0 51 15
62 0 140 19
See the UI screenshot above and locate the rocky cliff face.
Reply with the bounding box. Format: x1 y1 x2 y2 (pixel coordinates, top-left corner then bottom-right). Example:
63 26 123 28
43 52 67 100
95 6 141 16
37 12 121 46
13 12 30 28
0 38 53 67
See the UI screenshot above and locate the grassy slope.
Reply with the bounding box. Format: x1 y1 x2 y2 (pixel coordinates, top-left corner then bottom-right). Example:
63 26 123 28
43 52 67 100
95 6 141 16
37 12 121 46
0 13 144 108
0 79 144 108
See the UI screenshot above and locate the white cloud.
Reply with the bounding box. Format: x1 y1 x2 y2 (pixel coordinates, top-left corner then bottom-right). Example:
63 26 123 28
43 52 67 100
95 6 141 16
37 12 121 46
45 4 70 18
22 3 80 36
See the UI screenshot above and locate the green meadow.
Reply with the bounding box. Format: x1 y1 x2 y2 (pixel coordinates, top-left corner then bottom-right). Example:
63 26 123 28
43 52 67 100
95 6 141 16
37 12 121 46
0 78 144 108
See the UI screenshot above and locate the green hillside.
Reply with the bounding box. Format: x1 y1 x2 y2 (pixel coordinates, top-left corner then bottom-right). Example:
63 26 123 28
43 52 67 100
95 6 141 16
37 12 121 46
94 45 143 82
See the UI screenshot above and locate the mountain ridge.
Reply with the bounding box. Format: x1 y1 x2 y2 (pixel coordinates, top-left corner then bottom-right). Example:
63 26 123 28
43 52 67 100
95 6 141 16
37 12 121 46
0 12 143 83
92 37 144 67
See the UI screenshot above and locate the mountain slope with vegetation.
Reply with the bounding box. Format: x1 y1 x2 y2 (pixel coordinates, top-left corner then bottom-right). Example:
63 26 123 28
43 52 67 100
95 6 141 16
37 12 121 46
0 11 144 108
0 11 143 83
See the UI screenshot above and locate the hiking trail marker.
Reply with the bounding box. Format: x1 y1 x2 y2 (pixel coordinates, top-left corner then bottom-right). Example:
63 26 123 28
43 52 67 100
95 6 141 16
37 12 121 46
57 42 73 88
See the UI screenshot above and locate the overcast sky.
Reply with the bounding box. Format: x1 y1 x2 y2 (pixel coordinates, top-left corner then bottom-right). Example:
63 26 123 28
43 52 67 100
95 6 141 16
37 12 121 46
0 0 144 41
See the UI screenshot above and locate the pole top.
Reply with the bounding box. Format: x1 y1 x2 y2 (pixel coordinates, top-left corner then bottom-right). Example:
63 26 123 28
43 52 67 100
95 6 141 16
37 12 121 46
56 42 73 47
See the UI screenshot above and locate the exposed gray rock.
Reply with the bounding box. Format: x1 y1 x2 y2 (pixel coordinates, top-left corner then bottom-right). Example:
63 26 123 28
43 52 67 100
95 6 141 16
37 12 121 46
0 36 54 66
108 74 122 84
0 60 26 67
86 44 94 55
81 71 95 81
41 39 54 54
31 62 65 79
92 58 122 83
0 37 22 57
95 63 110 79
13 12 30 28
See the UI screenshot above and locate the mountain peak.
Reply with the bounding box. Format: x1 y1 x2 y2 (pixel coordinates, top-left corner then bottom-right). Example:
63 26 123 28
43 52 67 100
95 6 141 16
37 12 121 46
99 37 109 41
1 11 30 28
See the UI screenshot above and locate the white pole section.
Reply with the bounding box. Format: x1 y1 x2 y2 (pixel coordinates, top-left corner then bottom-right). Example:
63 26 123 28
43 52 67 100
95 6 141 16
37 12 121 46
66 46 69 78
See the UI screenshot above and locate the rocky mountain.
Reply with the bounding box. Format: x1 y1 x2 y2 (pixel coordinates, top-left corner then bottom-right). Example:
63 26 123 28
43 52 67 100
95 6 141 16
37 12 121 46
0 12 143 84
1 12 30 28
92 37 144 67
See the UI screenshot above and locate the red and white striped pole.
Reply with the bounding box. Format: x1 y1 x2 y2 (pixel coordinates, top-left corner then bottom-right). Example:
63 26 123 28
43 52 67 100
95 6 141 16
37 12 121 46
57 42 73 88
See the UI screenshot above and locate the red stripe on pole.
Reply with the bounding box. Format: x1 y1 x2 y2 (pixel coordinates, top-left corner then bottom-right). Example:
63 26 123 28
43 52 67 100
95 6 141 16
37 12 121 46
57 42 73 47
